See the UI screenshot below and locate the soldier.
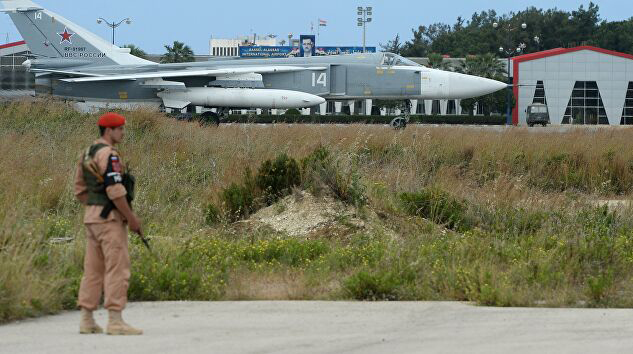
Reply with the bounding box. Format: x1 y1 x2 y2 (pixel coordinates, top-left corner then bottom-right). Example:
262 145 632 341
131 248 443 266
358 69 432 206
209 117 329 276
74 112 143 335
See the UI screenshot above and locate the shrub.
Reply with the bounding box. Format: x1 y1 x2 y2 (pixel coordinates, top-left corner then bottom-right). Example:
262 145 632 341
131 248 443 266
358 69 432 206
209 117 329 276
301 146 367 207
343 270 402 301
204 204 222 225
128 249 223 302
586 272 614 306
240 239 330 266
221 183 255 222
400 188 470 231
284 108 301 116
256 154 301 205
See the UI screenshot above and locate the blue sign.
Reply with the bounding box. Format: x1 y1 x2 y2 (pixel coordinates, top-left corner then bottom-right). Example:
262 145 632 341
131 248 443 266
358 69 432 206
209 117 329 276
239 46 298 58
316 47 376 55
239 46 377 58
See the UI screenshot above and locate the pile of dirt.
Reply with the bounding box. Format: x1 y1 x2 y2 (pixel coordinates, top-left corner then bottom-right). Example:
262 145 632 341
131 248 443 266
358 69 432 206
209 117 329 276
248 190 379 239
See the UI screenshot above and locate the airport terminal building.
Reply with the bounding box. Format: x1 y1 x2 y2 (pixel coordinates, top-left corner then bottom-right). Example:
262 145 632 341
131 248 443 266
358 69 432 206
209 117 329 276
513 46 633 125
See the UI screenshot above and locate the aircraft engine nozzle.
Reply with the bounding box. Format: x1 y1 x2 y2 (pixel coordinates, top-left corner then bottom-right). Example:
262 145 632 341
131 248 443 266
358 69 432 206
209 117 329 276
158 87 325 110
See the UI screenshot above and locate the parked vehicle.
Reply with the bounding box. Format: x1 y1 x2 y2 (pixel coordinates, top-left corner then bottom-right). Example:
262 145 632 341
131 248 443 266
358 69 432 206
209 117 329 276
526 104 550 127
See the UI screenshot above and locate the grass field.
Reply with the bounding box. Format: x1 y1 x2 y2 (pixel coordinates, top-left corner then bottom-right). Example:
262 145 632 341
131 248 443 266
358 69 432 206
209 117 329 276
3 99 633 323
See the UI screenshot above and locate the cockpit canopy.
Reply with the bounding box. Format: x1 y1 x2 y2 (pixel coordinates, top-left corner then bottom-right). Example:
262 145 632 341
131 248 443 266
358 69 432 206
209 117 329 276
381 52 422 67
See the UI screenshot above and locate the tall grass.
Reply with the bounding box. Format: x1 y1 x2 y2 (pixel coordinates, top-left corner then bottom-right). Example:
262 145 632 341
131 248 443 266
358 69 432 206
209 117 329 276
3 99 633 322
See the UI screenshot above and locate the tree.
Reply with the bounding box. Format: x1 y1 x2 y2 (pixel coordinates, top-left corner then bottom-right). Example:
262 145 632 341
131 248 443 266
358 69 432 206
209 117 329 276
400 26 431 57
427 52 451 70
122 44 148 60
458 54 508 116
459 53 505 79
380 34 403 54
161 41 195 63
393 3 630 58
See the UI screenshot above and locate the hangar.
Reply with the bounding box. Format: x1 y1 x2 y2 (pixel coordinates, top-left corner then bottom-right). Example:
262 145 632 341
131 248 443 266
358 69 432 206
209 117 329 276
513 46 633 125
0 40 33 91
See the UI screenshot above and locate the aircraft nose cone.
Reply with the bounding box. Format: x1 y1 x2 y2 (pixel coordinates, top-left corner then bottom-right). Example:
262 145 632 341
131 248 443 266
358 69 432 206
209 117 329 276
302 94 326 107
448 72 508 99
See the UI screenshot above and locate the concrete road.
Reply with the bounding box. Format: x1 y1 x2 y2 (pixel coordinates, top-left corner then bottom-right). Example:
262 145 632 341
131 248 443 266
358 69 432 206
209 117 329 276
1 302 632 354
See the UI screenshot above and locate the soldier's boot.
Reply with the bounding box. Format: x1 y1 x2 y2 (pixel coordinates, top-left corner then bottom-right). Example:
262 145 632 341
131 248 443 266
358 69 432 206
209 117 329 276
79 308 103 334
106 310 143 335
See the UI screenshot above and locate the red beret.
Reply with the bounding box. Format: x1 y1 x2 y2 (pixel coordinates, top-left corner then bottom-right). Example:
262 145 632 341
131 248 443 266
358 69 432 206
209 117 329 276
98 112 126 128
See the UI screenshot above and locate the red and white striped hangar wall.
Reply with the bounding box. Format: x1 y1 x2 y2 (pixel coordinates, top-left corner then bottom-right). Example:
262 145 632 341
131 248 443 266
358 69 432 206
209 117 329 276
512 46 633 125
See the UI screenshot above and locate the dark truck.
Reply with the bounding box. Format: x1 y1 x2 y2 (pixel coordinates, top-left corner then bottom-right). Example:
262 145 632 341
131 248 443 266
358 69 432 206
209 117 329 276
526 104 550 127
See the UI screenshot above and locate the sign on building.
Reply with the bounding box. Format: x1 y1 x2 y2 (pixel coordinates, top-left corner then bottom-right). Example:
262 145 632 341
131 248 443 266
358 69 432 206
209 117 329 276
239 46 376 58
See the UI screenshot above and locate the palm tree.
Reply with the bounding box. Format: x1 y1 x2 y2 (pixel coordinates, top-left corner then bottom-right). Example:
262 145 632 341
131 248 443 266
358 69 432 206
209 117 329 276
458 54 508 116
122 44 148 60
427 52 452 71
459 53 506 80
161 41 195 63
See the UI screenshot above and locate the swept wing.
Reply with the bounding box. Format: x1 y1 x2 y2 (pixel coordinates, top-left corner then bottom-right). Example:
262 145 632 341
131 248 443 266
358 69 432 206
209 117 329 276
61 66 328 83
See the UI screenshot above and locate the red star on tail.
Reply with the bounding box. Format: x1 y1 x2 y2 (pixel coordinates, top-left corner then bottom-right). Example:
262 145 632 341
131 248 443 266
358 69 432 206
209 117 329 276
58 27 74 44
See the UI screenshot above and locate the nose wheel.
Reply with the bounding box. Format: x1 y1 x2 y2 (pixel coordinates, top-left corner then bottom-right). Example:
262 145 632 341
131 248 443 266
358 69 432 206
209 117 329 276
199 108 229 126
390 117 408 129
391 100 412 130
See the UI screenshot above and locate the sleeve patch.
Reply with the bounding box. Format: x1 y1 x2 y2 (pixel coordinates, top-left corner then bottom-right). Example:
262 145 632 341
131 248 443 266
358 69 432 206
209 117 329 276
110 156 122 173
104 154 123 187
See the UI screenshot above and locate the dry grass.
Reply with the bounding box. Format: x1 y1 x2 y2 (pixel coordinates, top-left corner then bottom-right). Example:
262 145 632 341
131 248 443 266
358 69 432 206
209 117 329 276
4 99 633 322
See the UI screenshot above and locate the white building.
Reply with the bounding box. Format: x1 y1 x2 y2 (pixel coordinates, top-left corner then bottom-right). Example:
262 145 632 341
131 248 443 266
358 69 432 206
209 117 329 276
513 46 633 125
210 36 277 57
0 40 29 69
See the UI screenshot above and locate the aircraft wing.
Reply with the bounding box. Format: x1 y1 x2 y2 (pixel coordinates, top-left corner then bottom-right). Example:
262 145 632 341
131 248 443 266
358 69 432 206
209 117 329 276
60 66 327 83
30 69 105 77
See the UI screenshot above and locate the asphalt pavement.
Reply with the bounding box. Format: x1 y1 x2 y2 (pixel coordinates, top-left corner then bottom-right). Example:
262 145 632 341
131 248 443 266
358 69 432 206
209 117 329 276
1 301 632 354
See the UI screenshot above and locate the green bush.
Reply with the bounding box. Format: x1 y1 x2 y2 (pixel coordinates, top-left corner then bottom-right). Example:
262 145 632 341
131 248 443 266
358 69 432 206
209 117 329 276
400 188 470 231
128 248 224 302
301 146 367 207
586 273 615 306
256 154 301 205
284 108 301 116
221 183 255 222
204 204 222 225
343 270 402 301
240 239 330 266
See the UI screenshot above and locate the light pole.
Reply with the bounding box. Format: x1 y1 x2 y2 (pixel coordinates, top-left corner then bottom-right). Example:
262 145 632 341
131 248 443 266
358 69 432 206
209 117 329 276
357 6 373 53
533 35 541 51
97 17 131 45
493 21 527 125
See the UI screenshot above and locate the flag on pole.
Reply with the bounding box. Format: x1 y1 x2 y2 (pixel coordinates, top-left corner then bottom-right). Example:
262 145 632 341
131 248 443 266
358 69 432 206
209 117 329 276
319 19 328 27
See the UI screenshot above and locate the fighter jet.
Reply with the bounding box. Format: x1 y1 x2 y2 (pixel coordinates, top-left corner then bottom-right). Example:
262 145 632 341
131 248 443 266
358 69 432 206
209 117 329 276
1 0 507 123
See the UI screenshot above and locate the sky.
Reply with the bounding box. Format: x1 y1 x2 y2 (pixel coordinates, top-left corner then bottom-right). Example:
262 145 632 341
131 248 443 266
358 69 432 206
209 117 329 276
0 0 630 55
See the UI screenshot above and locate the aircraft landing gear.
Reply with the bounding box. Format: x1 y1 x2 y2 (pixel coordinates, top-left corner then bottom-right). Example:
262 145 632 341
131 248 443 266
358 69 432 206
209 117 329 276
390 100 412 130
199 112 220 126
390 117 408 129
199 108 229 126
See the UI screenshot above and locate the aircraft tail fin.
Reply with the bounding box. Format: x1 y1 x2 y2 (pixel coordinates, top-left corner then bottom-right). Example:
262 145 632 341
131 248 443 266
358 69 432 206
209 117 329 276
1 0 151 65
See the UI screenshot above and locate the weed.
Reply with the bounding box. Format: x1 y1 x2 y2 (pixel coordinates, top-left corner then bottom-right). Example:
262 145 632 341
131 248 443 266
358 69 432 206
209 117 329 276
400 188 470 231
256 154 301 205
343 270 403 301
221 183 255 222
6 100 633 323
302 146 367 207
204 204 222 225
